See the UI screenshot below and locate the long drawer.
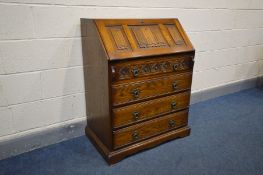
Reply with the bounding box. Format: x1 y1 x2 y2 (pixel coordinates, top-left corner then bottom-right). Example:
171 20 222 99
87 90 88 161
111 72 192 106
113 110 188 149
110 54 194 82
112 91 190 129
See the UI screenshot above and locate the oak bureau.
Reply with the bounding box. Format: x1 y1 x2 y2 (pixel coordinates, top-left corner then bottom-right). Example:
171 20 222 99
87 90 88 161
81 19 195 164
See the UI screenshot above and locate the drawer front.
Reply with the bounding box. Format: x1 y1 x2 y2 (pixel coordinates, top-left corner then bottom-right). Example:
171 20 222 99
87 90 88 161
113 110 188 149
112 91 190 128
111 72 192 106
111 54 194 82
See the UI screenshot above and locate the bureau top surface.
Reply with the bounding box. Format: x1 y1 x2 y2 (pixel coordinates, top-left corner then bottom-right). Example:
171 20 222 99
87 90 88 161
90 19 194 60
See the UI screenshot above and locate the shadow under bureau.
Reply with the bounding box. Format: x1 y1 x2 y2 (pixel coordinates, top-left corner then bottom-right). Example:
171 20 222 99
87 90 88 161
81 19 195 164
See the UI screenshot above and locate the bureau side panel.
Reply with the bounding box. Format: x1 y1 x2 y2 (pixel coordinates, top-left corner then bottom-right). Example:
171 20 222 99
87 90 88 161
81 19 112 149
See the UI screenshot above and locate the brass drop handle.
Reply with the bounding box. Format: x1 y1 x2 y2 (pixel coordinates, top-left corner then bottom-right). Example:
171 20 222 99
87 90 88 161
172 82 177 90
131 89 140 99
132 131 140 141
168 119 176 128
173 63 179 71
132 67 139 77
132 111 140 121
171 101 177 110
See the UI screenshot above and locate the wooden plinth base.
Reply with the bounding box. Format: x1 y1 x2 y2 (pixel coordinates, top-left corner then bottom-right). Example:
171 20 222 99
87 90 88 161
85 126 191 165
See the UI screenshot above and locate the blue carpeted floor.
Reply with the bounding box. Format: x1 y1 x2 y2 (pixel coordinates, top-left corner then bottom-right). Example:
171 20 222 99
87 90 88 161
1 88 263 175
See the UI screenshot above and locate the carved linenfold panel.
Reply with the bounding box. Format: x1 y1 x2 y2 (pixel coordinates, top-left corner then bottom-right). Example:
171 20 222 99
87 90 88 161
111 56 193 81
95 19 194 60
165 24 185 46
130 25 168 49
107 26 131 51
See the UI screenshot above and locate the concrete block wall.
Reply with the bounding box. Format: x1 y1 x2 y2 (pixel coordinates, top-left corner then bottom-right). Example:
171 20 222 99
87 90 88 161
0 0 263 146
